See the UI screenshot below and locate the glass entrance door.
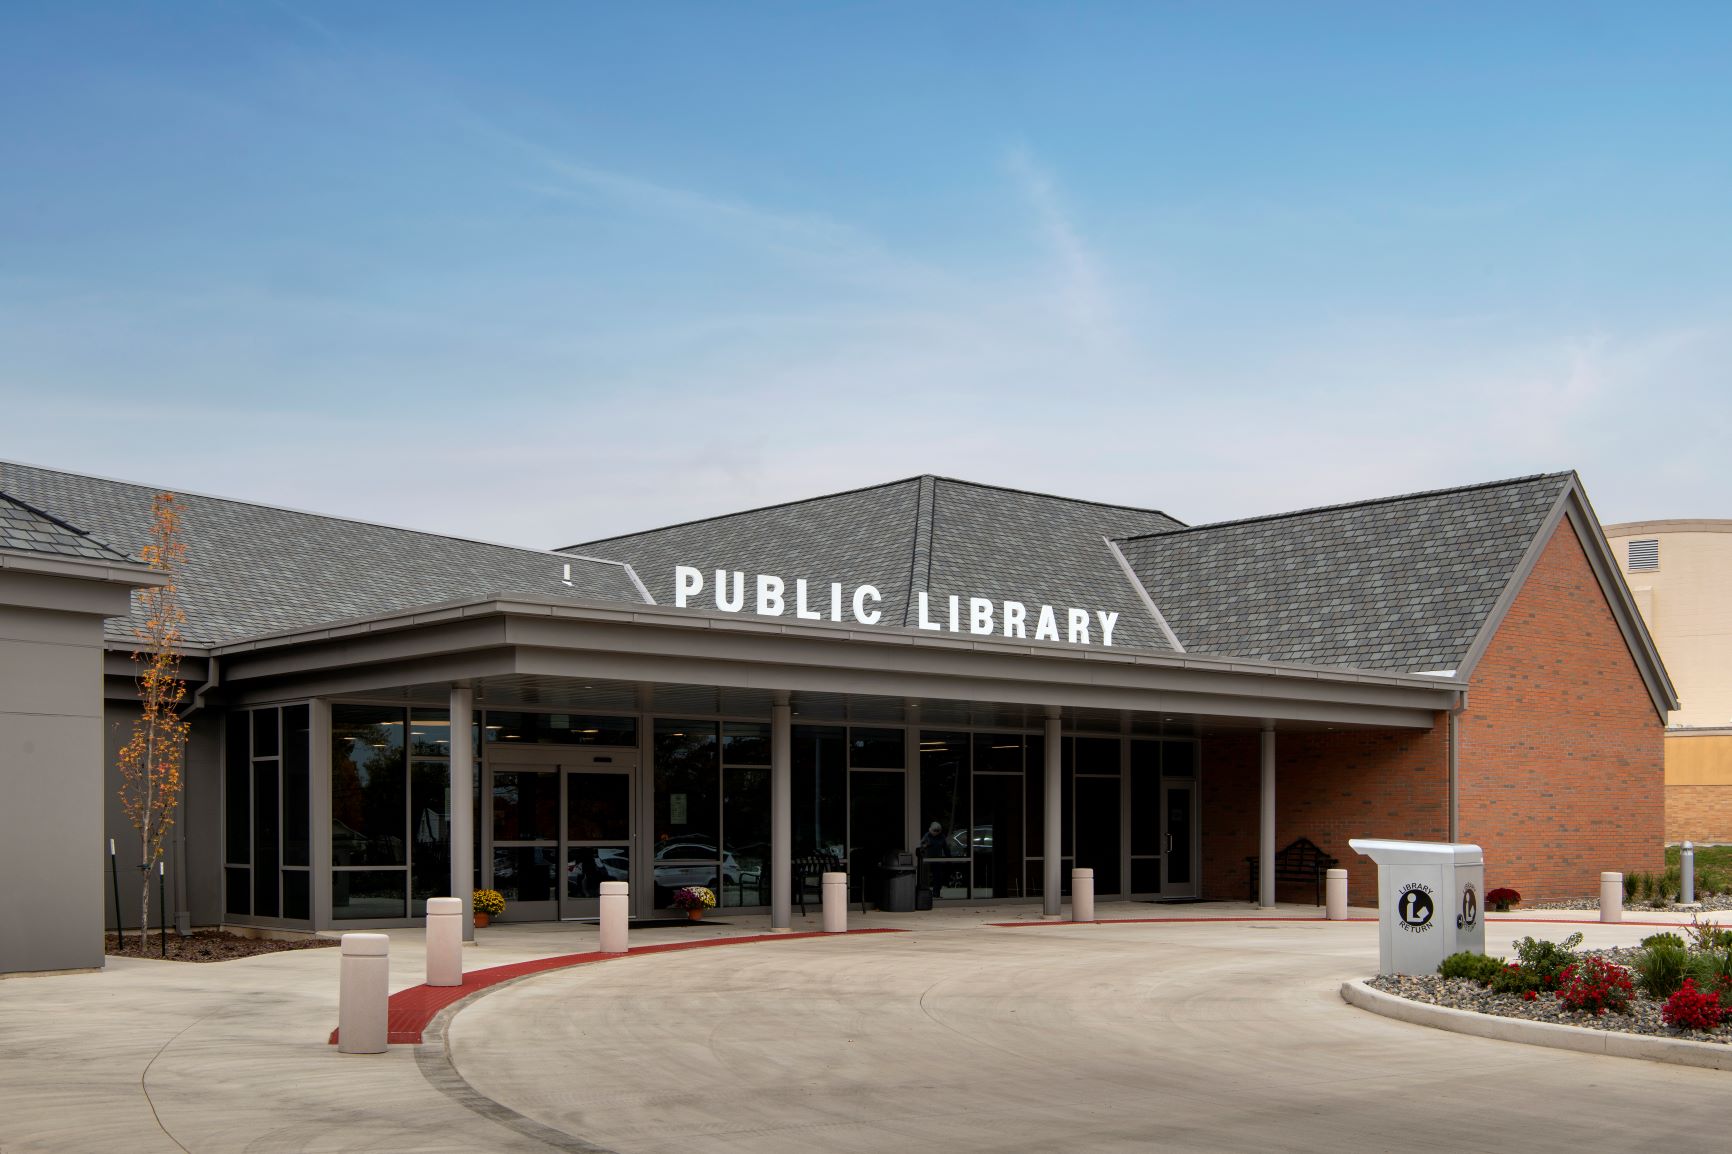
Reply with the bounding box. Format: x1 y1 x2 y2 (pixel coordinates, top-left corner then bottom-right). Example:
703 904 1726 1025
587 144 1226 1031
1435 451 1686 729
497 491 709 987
563 767 633 919
1161 781 1197 898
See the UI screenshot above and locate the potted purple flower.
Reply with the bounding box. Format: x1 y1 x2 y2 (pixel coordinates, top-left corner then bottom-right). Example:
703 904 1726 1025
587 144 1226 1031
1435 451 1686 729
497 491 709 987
671 886 717 921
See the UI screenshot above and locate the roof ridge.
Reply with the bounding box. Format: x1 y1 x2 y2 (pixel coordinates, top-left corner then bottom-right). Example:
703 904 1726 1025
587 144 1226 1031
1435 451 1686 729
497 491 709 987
0 458 623 568
565 476 927 549
0 487 132 560
568 473 1183 551
900 476 938 628
927 475 1183 523
1114 471 1575 544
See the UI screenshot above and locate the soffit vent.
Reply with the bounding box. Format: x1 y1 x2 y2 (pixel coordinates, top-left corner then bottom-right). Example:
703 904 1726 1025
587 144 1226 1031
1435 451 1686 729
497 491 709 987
1627 538 1659 571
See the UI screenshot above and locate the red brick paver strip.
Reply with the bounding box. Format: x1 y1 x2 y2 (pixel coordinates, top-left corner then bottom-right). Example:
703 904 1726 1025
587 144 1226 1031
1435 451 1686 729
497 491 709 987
330 928 904 1046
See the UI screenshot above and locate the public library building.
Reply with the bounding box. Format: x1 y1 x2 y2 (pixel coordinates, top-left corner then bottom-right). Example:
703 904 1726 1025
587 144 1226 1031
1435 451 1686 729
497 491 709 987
0 462 1675 973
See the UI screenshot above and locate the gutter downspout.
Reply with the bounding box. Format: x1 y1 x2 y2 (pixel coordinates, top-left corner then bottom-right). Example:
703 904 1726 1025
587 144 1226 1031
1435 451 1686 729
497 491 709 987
173 656 220 935
1447 694 1465 844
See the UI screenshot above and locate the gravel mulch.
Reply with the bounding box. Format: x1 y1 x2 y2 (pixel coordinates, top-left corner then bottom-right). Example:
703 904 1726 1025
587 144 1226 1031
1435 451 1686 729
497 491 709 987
1526 895 1732 912
105 931 338 962
1367 946 1732 1045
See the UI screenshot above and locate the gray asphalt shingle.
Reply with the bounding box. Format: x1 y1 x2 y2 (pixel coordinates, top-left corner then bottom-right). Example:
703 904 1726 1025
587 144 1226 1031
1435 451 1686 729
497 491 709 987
569 475 1184 650
0 492 133 563
1114 473 1573 671
0 462 647 647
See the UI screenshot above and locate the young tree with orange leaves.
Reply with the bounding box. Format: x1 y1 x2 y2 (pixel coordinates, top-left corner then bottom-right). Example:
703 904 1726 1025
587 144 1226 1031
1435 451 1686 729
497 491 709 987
117 493 190 946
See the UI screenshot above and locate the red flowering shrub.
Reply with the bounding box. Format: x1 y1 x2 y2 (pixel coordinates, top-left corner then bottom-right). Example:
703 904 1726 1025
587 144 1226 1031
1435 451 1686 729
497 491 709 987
1662 979 1725 1031
1486 887 1521 909
1555 957 1634 1016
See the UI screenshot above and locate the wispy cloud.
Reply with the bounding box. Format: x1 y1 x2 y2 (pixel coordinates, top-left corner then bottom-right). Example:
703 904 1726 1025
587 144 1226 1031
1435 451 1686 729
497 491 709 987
1006 146 1116 347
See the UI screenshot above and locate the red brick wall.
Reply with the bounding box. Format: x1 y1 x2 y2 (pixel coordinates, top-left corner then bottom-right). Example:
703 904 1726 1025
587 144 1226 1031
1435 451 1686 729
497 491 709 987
1457 520 1665 900
1665 786 1732 844
1201 724 1449 907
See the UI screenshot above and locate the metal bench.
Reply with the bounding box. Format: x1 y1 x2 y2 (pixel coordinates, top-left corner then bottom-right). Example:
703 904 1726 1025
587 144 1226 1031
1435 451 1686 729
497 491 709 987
792 852 864 915
1246 837 1339 906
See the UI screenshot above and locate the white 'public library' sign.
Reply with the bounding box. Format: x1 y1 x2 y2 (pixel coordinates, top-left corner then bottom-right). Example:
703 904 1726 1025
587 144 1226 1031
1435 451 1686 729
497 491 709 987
672 565 1121 646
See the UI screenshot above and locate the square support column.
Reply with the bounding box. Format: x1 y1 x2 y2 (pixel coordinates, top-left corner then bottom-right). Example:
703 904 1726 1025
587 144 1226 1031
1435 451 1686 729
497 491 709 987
1259 721 1276 909
310 699 334 930
771 691 792 930
1044 707 1062 918
450 684 475 942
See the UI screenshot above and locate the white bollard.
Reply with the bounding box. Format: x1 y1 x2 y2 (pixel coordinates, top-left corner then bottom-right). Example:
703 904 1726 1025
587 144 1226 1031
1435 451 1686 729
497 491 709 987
425 897 463 987
599 881 630 954
1600 871 1623 923
822 872 848 933
338 933 390 1055
1072 867 1095 923
1325 868 1349 921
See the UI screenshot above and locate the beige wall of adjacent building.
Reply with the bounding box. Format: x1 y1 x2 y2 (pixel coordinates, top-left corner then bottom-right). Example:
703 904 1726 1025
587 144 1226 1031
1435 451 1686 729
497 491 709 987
1604 520 1732 729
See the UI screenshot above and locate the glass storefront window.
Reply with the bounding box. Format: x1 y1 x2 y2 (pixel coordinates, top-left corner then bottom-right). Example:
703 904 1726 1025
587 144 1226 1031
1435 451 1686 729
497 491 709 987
722 766 770 907
331 705 407 867
793 725 847 858
1075 737 1121 774
226 704 314 924
654 720 719 844
332 869 407 920
491 770 559 842
492 846 557 903
1162 741 1197 777
850 727 905 769
919 732 970 860
282 705 310 867
410 761 453 914
973 733 1022 773
483 711 637 747
1130 741 1161 857
1025 734 1045 858
971 770 1023 898
722 722 771 766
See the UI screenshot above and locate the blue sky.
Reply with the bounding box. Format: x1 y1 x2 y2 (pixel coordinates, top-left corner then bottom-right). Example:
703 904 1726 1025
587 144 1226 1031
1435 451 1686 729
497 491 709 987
2 3 1728 546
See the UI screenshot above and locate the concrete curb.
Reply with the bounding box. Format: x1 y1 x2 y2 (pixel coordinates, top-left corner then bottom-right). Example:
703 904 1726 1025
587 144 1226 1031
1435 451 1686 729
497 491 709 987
1340 978 1732 1071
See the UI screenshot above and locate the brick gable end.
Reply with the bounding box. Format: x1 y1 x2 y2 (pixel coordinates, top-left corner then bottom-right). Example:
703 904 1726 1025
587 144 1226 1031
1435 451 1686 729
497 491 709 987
1457 518 1665 900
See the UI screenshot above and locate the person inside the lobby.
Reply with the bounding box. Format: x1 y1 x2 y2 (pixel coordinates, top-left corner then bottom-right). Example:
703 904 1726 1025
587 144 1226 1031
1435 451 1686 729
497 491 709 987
918 821 950 898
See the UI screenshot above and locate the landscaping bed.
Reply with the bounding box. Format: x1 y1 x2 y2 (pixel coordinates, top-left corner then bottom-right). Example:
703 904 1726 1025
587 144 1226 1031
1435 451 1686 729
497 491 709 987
1368 928 1732 1045
105 931 338 962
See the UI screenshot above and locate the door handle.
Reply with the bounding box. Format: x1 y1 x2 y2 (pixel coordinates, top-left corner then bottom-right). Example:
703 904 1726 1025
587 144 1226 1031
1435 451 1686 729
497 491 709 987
1165 833 1173 854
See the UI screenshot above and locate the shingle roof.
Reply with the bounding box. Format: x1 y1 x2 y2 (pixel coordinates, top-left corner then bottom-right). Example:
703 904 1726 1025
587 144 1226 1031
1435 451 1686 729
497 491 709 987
0 462 648 647
1114 473 1573 672
570 475 1184 650
0 491 134 563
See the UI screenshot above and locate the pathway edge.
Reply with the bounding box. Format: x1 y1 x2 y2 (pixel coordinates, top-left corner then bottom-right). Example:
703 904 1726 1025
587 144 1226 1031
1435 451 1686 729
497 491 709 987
1340 978 1732 1071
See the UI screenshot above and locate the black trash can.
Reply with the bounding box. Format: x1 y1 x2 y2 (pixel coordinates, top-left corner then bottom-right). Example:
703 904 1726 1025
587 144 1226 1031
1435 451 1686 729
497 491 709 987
879 851 918 913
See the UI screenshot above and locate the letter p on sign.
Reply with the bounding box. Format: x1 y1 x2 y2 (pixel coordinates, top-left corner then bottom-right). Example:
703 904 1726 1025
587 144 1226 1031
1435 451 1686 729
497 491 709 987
674 565 703 607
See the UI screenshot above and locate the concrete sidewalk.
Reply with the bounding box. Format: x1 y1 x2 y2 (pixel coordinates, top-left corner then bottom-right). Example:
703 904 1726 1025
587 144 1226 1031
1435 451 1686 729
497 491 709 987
0 903 1721 1152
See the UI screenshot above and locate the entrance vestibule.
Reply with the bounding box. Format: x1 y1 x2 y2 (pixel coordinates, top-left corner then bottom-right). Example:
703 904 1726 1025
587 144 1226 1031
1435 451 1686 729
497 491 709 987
485 747 638 922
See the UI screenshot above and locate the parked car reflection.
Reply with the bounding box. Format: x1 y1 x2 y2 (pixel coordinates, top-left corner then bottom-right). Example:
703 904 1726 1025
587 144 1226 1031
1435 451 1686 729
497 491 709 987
592 840 742 887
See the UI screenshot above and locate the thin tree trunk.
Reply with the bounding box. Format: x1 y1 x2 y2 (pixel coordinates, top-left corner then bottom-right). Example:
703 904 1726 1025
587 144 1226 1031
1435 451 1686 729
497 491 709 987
140 717 156 947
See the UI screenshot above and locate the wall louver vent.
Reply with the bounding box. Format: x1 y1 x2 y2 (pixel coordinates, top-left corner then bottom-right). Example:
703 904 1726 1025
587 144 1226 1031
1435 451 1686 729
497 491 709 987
1627 538 1659 571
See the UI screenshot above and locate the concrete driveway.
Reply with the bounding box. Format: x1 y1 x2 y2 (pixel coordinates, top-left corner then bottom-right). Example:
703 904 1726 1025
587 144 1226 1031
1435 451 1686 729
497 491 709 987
0 906 1722 1152
449 913 1727 1154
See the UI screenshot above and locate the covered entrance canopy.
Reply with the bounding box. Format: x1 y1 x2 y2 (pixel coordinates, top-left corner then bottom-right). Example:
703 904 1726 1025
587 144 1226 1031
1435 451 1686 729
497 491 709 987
209 593 1463 932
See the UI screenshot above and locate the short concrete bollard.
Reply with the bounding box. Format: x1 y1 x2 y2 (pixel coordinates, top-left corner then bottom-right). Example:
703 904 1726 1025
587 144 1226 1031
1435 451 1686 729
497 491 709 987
1072 867 1095 923
822 871 848 933
1325 868 1349 921
599 881 629 953
338 933 390 1055
1600 871 1623 923
425 897 463 987
1683 841 1696 905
